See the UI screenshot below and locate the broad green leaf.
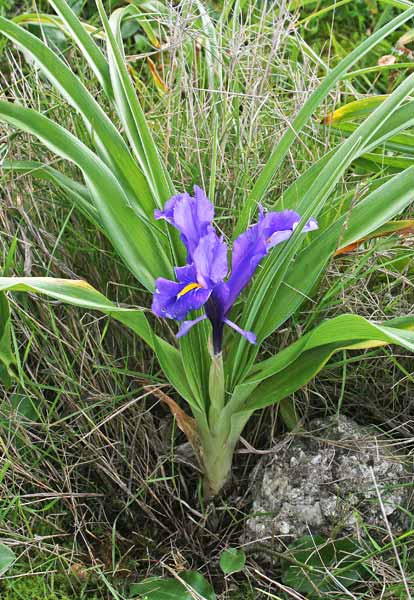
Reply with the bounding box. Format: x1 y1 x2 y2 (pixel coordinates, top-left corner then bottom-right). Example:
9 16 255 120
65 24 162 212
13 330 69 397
277 99 414 213
219 548 246 575
97 0 173 205
239 314 414 412
12 12 105 40
336 219 414 255
324 95 389 124
98 1 184 267
229 74 414 386
261 167 414 339
327 109 414 160
130 571 217 599
0 100 172 291
179 319 211 410
0 543 16 576
282 536 364 595
234 5 414 235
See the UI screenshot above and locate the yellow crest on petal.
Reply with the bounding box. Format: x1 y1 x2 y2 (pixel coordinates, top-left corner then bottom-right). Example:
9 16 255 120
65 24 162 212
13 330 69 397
177 283 203 298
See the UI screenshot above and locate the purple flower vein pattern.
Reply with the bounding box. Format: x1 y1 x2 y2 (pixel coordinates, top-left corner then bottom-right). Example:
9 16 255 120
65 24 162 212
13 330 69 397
152 186 318 354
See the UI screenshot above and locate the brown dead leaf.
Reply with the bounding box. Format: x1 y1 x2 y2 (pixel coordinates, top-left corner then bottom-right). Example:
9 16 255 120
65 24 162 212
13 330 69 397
145 385 202 463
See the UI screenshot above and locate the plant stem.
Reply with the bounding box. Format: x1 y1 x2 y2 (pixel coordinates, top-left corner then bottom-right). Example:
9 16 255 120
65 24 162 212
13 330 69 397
200 425 235 498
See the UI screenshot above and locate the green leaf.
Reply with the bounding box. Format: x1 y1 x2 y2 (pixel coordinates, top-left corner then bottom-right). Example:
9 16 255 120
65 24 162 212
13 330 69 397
12 12 105 40
240 314 414 412
0 100 172 291
0 543 16 577
229 74 414 386
193 0 222 92
324 95 389 124
219 548 246 575
254 167 414 340
0 292 16 386
234 5 414 234
0 277 198 411
1 160 99 225
0 15 155 217
97 0 173 205
282 535 364 595
130 571 217 599
277 99 414 213
48 0 112 98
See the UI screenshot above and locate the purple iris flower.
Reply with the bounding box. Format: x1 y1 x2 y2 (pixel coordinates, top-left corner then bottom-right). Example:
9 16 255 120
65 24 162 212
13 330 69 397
152 186 318 354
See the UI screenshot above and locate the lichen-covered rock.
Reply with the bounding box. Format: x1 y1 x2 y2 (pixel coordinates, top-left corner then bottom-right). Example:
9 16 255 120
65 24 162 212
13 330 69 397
244 416 411 546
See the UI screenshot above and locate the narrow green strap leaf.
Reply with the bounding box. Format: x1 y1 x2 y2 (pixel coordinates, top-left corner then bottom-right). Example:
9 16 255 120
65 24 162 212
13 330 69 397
1 160 99 225
277 100 414 212
255 166 414 340
194 0 222 92
0 100 172 290
12 12 105 40
0 15 155 217
241 314 414 411
234 5 414 235
230 73 414 385
97 0 173 204
249 314 414 386
48 0 113 99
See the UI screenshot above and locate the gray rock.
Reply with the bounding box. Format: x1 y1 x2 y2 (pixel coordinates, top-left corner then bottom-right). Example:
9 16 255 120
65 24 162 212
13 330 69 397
244 416 411 547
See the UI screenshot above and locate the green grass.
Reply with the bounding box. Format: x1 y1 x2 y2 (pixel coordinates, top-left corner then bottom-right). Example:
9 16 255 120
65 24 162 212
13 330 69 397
1 0 414 598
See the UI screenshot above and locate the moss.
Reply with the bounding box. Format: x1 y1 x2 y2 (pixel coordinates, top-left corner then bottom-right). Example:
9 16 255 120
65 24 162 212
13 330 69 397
1 576 100 600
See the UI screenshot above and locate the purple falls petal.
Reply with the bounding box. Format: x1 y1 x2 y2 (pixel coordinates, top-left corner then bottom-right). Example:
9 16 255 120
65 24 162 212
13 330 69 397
224 318 256 344
259 209 301 237
224 209 318 313
176 315 208 338
302 217 319 232
152 277 211 321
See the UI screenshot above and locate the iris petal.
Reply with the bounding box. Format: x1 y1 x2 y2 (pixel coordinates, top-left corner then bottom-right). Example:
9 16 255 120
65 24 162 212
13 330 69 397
152 189 317 352
154 186 214 260
193 231 228 288
223 318 256 344
176 315 208 338
152 277 210 321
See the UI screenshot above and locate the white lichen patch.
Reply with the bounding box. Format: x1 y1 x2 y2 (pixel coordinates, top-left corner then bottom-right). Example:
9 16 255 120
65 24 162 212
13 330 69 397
244 416 410 547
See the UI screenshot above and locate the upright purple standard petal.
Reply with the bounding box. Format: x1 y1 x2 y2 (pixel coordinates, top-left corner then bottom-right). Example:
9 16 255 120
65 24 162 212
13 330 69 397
154 186 214 259
193 230 228 288
154 192 188 224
